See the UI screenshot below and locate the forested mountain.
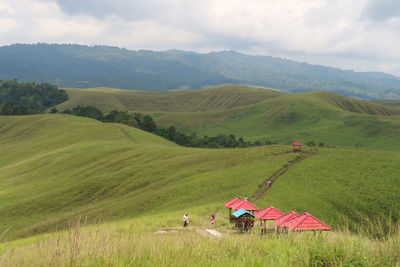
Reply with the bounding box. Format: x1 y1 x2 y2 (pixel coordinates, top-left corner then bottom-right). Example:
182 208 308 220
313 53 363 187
1 43 400 99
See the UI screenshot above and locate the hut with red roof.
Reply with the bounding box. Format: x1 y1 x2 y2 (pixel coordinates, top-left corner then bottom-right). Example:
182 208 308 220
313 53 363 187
231 200 259 213
274 211 299 229
291 141 303 152
224 198 242 222
255 206 284 234
284 212 332 231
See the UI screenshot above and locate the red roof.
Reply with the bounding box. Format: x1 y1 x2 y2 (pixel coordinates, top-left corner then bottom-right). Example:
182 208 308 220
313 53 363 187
255 206 284 220
274 211 299 227
224 198 242 208
291 141 303 146
231 200 259 211
284 212 332 231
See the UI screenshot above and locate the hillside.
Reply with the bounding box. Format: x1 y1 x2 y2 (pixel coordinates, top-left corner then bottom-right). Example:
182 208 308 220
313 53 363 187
373 100 400 108
2 43 400 99
0 114 399 243
0 114 297 240
56 85 283 112
55 86 400 150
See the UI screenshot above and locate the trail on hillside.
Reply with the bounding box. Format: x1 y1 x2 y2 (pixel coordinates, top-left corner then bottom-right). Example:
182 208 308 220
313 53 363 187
252 152 317 200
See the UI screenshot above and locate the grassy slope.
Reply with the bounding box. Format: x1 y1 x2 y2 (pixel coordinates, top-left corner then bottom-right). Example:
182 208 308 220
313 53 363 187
55 84 283 112
1 115 399 266
0 114 297 240
54 86 400 150
192 94 400 150
373 99 400 108
260 148 400 230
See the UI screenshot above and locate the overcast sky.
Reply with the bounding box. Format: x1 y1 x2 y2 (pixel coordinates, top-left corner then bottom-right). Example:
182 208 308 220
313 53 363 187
1 0 400 75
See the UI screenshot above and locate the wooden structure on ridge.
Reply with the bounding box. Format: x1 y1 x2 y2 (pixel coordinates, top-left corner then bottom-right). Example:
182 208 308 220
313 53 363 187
291 141 302 152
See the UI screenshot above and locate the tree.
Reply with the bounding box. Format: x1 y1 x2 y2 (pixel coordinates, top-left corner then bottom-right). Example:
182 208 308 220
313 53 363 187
141 115 156 132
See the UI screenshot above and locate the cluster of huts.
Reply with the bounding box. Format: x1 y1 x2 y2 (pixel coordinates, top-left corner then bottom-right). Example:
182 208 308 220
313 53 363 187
224 197 332 233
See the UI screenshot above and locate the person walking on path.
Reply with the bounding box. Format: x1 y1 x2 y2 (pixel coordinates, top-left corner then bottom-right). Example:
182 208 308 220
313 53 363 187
183 213 189 227
209 215 215 228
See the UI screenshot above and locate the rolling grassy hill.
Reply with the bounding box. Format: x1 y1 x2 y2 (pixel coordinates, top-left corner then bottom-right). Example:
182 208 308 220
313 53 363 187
374 99 400 108
55 85 400 150
0 114 298 240
55 85 283 112
0 114 399 266
1 114 399 241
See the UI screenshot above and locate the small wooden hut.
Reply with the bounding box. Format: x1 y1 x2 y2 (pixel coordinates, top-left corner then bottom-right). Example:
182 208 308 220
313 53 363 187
291 141 303 153
255 206 284 234
232 208 256 233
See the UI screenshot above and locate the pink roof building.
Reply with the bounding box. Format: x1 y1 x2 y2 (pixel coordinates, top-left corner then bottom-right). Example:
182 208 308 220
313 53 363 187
284 212 332 231
224 198 242 208
274 211 300 227
255 206 284 220
231 200 259 211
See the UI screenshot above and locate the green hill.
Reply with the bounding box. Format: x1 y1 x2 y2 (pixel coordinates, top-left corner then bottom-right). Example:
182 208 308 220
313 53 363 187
0 114 297 240
1 114 399 242
0 114 399 266
373 99 400 108
55 86 400 150
56 85 282 112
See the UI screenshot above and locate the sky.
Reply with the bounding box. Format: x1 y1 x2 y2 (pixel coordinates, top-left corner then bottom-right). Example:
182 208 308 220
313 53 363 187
1 0 400 76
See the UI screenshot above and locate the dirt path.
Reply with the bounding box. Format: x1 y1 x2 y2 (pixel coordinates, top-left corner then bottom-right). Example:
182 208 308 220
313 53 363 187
252 152 317 200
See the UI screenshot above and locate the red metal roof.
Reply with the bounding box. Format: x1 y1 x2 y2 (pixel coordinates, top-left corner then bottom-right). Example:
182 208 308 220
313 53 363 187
224 198 242 208
255 206 284 220
231 200 259 211
284 212 332 231
274 211 299 227
291 141 303 146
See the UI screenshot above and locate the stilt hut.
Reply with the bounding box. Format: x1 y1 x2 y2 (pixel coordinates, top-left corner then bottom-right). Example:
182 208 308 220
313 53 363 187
255 206 284 234
284 212 332 231
232 208 256 233
291 141 302 152
224 198 242 223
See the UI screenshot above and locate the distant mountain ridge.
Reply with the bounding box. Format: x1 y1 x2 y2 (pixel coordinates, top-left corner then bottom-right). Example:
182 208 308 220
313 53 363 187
1 43 400 99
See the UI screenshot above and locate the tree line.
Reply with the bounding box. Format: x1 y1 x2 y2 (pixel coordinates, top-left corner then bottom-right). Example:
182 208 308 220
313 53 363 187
61 105 274 148
0 80 68 115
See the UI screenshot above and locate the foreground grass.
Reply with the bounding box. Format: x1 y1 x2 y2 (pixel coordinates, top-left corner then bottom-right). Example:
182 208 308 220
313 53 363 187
1 212 399 267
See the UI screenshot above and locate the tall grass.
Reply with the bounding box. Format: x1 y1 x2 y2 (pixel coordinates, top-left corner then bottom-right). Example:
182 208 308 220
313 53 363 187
0 214 399 266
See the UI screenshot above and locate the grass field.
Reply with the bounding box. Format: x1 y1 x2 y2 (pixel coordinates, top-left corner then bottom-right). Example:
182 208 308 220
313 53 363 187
54 86 400 150
1 114 399 265
1 213 399 266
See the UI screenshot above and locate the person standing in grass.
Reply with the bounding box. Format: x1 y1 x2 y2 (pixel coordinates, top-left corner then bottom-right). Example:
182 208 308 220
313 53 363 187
209 215 215 228
183 213 189 227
